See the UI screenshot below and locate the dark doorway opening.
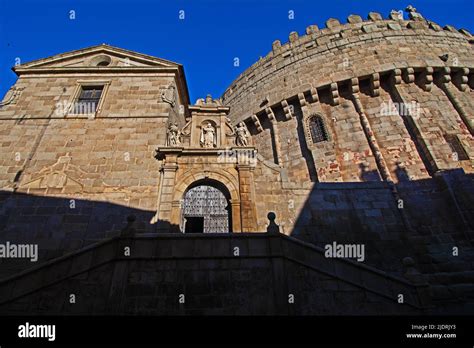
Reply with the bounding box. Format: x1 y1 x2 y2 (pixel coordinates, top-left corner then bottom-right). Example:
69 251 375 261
184 216 204 233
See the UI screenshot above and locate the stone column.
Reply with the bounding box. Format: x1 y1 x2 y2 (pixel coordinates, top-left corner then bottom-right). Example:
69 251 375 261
230 199 242 233
156 151 180 233
237 163 258 232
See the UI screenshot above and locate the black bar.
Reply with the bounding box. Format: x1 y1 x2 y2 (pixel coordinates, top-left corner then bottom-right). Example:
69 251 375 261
0 316 472 346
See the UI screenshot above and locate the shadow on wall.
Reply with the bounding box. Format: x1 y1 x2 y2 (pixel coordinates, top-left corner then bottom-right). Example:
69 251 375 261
0 169 473 279
358 162 381 181
290 168 474 275
0 190 176 279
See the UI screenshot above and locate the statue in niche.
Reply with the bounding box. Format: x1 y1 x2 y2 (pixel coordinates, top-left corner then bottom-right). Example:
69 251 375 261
166 123 181 146
200 123 216 148
235 122 250 147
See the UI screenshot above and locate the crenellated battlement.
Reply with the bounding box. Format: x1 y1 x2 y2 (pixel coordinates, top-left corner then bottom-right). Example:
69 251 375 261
222 8 473 109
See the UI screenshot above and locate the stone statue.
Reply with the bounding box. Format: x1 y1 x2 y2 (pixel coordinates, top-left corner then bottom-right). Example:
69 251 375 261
166 123 181 146
200 123 216 148
405 5 424 21
235 122 250 147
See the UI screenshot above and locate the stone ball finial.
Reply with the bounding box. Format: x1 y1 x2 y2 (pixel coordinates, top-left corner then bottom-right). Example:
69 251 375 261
121 214 136 236
266 212 280 234
402 256 415 267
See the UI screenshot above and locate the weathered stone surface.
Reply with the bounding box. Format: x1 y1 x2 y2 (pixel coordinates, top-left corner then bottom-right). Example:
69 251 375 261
325 18 341 29
347 14 362 24
367 12 383 21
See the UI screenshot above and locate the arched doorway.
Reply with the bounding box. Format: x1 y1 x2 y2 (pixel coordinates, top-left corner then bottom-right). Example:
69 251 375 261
181 180 232 233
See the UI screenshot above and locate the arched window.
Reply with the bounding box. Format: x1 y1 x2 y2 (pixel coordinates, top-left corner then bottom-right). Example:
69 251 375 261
308 115 328 143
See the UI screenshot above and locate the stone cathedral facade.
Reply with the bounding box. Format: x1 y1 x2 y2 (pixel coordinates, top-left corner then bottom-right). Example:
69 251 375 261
0 7 473 315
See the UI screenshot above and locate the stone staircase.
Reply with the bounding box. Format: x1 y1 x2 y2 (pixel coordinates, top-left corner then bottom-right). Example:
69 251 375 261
0 231 431 315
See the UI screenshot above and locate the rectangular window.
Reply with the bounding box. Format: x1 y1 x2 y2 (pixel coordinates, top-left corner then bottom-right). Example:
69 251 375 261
73 85 104 114
444 134 469 160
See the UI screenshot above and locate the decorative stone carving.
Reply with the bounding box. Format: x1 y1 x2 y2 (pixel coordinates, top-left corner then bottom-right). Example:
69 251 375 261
452 68 469 92
200 122 216 148
166 123 181 146
350 78 359 94
418 67 433 92
0 87 24 107
389 10 403 21
235 122 250 147
370 73 380 97
196 94 222 106
281 100 292 120
405 5 424 21
298 93 306 108
310 87 319 102
404 67 415 83
392 69 402 85
19 153 85 191
161 84 176 107
330 82 339 105
251 114 263 133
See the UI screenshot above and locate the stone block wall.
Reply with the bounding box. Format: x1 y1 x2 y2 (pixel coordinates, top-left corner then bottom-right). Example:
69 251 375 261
0 234 425 315
0 75 178 119
223 12 473 184
360 82 429 181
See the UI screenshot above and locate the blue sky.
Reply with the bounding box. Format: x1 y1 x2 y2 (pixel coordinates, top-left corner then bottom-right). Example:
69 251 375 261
0 0 472 102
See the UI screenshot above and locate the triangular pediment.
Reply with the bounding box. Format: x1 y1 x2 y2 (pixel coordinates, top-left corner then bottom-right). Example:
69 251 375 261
14 44 180 71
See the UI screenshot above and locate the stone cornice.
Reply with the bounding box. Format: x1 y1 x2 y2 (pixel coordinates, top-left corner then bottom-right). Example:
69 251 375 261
13 44 180 69
238 64 473 126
